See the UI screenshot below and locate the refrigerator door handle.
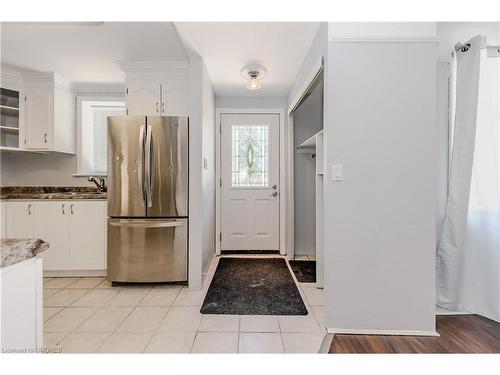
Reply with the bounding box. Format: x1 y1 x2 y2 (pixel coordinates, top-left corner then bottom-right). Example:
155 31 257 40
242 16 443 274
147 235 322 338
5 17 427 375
138 124 146 206
145 124 153 208
109 219 185 228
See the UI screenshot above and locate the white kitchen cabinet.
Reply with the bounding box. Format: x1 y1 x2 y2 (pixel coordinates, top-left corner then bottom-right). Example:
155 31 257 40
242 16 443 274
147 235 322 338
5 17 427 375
24 86 51 149
33 202 70 271
5 200 106 274
24 73 75 153
126 82 162 116
120 61 190 117
1 67 74 153
1 257 43 351
161 81 189 116
126 82 189 117
6 201 34 238
69 201 106 271
1 68 25 151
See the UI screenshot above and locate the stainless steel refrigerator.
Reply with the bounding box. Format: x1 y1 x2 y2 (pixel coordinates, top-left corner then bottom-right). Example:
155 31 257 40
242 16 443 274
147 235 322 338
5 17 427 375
107 116 188 283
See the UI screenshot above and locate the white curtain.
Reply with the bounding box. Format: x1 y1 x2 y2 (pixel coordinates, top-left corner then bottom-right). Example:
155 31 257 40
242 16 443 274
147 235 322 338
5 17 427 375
437 34 500 322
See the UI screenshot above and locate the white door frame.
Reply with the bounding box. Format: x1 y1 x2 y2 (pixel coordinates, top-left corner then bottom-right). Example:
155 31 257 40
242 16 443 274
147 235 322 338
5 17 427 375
215 108 286 255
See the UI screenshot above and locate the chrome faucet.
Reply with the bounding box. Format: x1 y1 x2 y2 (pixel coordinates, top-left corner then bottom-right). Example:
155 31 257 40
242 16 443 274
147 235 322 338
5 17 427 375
88 176 106 192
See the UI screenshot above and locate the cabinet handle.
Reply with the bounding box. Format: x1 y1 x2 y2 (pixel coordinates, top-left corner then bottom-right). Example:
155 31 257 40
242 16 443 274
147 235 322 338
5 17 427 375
28 204 32 215
156 102 159 113
161 102 165 114
62 204 65 215
70 204 74 215
44 133 47 143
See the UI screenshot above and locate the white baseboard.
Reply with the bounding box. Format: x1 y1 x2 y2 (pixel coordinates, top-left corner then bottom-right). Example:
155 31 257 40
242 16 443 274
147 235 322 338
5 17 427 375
436 305 471 315
318 333 335 353
44 270 106 277
327 328 439 337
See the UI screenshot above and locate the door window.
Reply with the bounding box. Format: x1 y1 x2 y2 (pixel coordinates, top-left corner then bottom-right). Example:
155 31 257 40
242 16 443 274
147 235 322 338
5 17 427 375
231 125 269 187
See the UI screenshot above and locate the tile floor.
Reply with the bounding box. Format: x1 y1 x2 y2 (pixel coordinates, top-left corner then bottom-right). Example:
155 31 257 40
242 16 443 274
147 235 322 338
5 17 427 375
43 255 326 353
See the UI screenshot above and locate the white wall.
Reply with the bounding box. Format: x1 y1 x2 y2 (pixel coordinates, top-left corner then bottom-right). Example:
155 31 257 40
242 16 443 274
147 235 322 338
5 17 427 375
0 152 95 186
188 54 204 289
288 23 327 108
293 82 323 257
216 96 287 109
188 53 216 288
201 62 216 276
328 22 437 41
323 23 437 334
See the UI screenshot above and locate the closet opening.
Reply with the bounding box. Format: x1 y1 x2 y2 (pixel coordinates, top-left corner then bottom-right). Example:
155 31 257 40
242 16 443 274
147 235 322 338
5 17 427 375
289 69 324 288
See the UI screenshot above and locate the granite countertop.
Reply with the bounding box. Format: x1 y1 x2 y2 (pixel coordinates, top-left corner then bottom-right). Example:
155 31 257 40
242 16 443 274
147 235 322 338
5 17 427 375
0 186 107 200
0 239 49 268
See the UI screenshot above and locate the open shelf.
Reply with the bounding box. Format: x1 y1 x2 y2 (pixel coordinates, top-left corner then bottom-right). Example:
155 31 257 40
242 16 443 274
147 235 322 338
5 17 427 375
0 126 20 132
0 105 20 117
0 146 23 152
296 130 324 154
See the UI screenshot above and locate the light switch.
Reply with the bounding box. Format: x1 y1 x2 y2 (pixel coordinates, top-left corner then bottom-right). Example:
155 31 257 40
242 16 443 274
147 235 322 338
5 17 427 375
332 164 344 181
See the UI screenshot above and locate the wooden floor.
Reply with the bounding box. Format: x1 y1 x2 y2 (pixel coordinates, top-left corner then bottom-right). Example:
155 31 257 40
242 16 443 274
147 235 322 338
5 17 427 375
330 315 500 353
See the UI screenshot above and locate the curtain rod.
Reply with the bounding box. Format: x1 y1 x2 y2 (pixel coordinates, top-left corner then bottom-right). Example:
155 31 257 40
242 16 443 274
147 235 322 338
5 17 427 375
454 35 500 52
454 42 500 57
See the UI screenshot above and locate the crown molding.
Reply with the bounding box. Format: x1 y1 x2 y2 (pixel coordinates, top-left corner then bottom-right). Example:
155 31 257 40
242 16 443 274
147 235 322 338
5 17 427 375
329 37 439 43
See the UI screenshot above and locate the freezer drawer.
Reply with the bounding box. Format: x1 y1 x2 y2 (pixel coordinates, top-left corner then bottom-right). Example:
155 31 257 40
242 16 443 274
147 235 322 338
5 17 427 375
107 218 187 283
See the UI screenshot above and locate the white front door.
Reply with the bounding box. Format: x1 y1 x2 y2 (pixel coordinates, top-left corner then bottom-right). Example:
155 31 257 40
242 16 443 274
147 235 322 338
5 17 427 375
220 113 280 251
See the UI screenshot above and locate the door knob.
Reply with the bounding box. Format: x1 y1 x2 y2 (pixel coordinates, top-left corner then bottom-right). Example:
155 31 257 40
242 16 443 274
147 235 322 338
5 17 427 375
272 191 278 197
272 184 277 189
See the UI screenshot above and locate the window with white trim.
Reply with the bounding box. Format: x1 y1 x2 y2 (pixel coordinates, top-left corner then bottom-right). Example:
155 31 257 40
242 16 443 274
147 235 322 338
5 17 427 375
77 98 126 174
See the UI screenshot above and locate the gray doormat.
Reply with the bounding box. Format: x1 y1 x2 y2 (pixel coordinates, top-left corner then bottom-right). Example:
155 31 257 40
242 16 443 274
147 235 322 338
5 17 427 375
200 257 308 315
289 260 316 283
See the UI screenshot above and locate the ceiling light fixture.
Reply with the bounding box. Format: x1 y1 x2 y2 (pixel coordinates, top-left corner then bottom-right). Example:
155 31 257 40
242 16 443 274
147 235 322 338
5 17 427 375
241 64 266 90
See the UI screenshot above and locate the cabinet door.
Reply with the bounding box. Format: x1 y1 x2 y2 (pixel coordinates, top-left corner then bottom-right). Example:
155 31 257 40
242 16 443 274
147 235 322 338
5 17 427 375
33 202 70 270
1 258 42 350
161 82 189 116
53 87 75 154
126 83 161 116
6 202 34 238
25 87 52 149
69 201 106 270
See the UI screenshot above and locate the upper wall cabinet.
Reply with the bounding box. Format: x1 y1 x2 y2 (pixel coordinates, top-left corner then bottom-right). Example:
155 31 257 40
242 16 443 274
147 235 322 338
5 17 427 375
161 81 190 116
24 86 51 149
0 70 25 151
0 67 76 154
126 82 162 116
24 73 75 153
119 62 190 117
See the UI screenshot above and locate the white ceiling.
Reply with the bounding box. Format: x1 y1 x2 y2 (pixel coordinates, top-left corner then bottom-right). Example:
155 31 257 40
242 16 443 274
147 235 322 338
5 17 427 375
175 22 320 97
1 22 320 97
0 22 188 83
